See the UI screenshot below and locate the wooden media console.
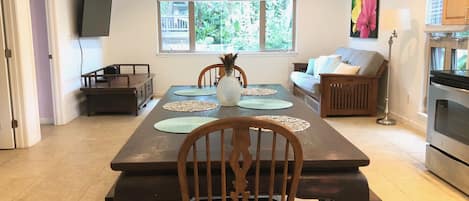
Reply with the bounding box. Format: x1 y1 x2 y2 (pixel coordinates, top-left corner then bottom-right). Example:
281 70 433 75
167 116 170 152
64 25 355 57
80 64 155 116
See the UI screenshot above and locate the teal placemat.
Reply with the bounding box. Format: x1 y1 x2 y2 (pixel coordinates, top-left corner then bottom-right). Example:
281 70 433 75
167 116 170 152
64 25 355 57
153 116 218 134
174 88 216 96
237 99 293 110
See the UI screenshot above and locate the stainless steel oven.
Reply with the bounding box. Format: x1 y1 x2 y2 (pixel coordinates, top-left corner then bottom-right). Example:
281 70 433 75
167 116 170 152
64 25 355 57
427 71 469 195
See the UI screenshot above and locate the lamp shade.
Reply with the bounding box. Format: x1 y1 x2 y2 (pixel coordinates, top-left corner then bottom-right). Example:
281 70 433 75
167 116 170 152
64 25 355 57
381 9 411 31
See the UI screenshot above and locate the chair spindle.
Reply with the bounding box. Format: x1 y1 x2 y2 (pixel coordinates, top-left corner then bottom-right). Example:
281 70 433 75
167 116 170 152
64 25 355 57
193 144 200 201
221 130 227 201
281 141 290 201
269 133 277 201
255 129 262 201
206 135 212 201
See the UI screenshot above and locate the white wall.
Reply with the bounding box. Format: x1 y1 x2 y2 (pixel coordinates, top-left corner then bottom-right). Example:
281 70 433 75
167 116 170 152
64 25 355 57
102 0 428 130
47 0 103 125
103 0 350 96
347 0 428 131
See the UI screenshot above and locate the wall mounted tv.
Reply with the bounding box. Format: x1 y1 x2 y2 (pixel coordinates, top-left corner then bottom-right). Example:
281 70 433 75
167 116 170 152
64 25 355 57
79 0 112 37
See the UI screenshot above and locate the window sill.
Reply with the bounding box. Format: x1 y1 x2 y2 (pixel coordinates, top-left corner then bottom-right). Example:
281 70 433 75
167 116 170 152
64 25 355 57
156 51 299 57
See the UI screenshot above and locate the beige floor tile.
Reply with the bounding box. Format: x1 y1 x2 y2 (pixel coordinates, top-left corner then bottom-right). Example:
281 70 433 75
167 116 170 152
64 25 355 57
0 176 40 201
365 171 411 201
78 170 120 201
325 117 467 201
396 176 467 201
0 100 467 201
0 151 18 166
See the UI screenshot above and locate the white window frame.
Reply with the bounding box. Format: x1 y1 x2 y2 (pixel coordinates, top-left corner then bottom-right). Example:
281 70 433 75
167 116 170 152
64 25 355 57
156 0 296 54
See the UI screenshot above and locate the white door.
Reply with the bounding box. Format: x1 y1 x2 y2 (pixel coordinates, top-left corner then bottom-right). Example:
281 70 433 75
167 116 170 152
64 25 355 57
0 0 15 149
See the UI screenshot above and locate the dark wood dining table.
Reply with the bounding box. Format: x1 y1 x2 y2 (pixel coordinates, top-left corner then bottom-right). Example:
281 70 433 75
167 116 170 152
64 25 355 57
107 84 375 201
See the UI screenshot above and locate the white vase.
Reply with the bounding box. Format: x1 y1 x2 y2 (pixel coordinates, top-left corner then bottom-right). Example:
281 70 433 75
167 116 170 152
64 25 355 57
216 73 241 106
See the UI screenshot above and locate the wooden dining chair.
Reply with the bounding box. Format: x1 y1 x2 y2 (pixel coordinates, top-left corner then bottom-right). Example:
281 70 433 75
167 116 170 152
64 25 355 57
177 117 303 201
197 64 248 88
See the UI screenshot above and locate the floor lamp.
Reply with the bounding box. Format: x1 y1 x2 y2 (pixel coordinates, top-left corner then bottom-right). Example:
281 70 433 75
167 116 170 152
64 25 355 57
377 9 410 126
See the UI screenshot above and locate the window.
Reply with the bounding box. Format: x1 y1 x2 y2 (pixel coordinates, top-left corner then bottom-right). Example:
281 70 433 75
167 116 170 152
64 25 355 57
426 0 443 25
159 1 190 51
157 0 296 53
422 32 468 113
431 47 445 71
453 49 468 70
194 1 260 51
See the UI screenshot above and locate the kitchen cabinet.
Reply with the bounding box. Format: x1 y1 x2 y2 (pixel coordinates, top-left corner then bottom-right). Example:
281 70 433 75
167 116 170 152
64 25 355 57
442 0 469 25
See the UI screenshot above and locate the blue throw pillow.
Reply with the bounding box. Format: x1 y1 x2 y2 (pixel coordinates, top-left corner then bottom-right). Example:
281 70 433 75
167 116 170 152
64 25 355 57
313 55 342 79
305 58 315 75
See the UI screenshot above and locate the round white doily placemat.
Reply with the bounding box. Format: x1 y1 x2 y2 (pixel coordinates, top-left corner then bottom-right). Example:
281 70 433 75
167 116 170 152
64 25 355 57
163 100 218 112
255 115 310 132
242 88 277 96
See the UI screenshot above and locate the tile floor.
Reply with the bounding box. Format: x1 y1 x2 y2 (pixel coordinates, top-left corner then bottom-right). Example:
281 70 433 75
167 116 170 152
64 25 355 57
0 99 467 201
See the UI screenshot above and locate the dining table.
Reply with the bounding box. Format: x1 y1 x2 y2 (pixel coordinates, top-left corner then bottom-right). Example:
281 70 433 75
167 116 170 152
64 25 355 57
107 84 378 201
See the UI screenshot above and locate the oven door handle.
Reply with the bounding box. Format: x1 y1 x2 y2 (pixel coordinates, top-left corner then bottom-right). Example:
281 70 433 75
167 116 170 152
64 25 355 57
432 83 469 94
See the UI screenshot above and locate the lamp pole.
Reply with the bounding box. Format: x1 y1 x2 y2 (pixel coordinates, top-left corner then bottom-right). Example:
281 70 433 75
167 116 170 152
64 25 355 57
377 30 397 125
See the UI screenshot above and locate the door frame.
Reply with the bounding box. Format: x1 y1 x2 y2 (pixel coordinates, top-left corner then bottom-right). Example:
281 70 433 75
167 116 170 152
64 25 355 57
45 0 64 125
1 0 42 148
44 0 62 125
0 0 15 149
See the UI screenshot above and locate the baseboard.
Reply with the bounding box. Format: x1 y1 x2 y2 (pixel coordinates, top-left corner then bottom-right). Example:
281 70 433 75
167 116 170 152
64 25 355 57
389 111 426 135
40 117 54 125
376 103 426 134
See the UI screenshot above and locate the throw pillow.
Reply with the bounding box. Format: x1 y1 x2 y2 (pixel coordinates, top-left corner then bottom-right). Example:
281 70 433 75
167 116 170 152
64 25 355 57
334 62 361 75
305 58 315 75
313 55 342 78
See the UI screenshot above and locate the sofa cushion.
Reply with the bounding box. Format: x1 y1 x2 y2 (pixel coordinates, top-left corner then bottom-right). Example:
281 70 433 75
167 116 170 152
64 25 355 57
306 58 316 75
335 47 384 76
313 55 341 79
290 71 321 99
334 62 361 75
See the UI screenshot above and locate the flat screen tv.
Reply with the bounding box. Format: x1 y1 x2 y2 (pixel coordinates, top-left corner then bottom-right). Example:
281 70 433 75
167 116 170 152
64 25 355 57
79 0 112 37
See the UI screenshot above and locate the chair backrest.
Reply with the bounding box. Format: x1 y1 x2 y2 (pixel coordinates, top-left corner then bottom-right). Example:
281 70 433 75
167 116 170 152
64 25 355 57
198 64 248 88
177 117 303 201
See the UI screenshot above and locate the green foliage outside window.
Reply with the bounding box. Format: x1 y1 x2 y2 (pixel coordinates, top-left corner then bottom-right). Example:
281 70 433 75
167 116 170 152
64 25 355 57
194 0 293 51
457 54 467 70
455 31 469 38
195 1 260 51
266 0 293 50
159 0 294 52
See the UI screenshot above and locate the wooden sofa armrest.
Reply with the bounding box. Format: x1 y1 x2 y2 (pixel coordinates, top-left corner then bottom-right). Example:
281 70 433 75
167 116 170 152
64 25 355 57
319 73 379 117
293 63 308 72
320 73 377 80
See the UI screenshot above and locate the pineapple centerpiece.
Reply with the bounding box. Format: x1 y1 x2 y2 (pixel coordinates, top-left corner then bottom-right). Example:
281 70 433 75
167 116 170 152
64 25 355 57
220 53 238 76
216 53 241 106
